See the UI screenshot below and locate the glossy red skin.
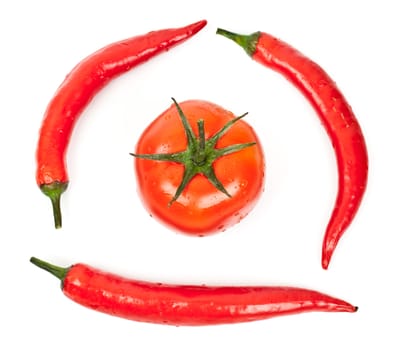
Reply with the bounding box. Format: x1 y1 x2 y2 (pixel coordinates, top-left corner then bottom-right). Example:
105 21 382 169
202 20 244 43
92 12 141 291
134 100 265 235
62 263 357 326
35 20 207 186
252 33 368 269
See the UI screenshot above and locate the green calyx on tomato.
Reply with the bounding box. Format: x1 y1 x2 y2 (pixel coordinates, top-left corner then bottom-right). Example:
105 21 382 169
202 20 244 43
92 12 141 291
131 98 256 206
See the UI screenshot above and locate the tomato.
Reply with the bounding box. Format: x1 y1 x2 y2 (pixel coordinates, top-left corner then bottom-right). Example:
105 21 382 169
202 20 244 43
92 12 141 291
132 99 265 236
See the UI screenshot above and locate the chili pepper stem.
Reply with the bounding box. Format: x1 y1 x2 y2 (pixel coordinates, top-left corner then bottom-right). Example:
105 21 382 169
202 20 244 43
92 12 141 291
40 182 68 229
30 257 68 282
216 28 260 56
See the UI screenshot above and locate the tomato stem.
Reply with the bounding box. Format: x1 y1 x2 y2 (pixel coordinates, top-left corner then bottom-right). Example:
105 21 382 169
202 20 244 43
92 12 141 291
194 119 206 165
131 99 256 205
40 181 68 229
216 28 260 56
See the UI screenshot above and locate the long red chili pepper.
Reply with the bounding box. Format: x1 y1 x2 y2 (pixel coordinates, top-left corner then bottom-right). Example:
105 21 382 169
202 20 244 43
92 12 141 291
36 20 207 229
30 257 357 326
216 28 368 269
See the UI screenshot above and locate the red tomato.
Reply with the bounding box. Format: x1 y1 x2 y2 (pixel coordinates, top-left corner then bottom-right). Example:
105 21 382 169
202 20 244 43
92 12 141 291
133 99 265 235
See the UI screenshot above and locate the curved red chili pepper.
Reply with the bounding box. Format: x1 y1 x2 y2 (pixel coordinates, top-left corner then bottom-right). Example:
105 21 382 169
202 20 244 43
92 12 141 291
216 28 368 269
36 20 207 229
30 257 357 326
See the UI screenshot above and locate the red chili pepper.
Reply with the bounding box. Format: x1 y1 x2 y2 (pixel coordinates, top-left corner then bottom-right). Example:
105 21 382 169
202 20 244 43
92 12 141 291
216 28 368 269
36 20 207 229
30 257 357 326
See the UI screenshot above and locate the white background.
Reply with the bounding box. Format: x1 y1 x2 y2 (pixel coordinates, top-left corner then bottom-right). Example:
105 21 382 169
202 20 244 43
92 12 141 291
1 0 400 348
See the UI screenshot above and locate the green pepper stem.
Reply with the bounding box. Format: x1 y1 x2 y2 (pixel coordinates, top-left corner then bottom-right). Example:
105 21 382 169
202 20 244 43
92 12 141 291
40 181 68 229
216 28 261 56
30 257 68 282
